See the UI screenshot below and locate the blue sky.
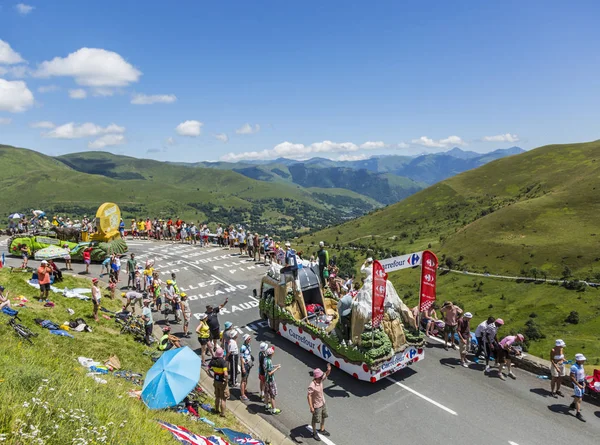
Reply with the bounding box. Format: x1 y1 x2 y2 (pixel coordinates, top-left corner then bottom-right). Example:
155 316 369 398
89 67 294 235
0 0 599 162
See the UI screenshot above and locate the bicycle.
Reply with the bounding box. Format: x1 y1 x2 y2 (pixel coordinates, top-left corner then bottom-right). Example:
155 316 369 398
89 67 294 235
119 314 145 339
8 316 38 345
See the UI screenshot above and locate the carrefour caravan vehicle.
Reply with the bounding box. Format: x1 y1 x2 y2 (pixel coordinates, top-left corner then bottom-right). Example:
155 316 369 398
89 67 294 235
255 264 424 382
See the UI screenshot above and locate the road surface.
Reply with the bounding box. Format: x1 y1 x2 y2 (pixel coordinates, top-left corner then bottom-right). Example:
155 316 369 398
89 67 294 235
3 238 599 445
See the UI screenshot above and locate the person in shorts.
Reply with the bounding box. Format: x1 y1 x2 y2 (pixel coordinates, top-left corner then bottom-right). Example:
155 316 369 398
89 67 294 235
550 339 566 397
264 346 281 414
258 342 268 401
441 301 462 350
205 299 229 350
209 347 229 418
239 334 253 401
457 312 472 368
180 293 191 338
569 353 587 422
196 313 211 365
308 364 332 441
37 260 53 302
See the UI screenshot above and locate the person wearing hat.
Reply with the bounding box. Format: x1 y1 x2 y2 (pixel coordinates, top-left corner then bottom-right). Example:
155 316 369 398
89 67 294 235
37 260 53 303
141 298 154 346
239 333 253 401
226 330 240 387
258 342 269 401
122 290 144 314
308 363 332 441
180 293 191 338
360 257 373 276
550 339 567 397
483 318 504 374
91 277 101 322
569 353 587 421
264 346 281 414
496 333 525 380
457 312 473 368
317 241 329 286
196 313 211 365
205 299 229 350
209 347 229 417
221 321 234 350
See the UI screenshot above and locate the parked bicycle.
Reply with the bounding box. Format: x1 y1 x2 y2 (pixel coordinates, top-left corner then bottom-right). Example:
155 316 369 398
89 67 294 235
8 316 38 345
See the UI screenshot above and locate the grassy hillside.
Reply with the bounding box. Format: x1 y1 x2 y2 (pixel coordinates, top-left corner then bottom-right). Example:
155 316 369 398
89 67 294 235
0 145 380 238
301 140 600 279
0 269 241 444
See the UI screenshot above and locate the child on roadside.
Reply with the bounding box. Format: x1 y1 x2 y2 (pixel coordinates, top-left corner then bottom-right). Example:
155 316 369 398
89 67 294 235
134 269 142 292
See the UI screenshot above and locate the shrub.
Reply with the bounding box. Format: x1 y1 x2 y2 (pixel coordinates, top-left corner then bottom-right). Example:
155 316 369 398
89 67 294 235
529 312 538 318
565 311 580 324
524 319 545 341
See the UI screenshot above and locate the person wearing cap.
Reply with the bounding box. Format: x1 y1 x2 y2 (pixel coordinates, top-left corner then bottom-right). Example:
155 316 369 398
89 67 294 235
308 363 332 441
122 290 144 314
550 339 567 397
196 313 211 365
163 280 181 324
91 278 101 322
457 312 473 368
209 347 229 417
441 301 463 351
258 342 269 401
496 333 524 380
474 316 495 358
360 257 373 276
205 299 229 350
226 330 240 387
158 326 181 351
180 293 191 338
483 318 503 374
569 353 587 421
37 260 53 303
317 242 329 286
264 346 281 414
0 285 12 310
239 334 253 401
141 298 154 346
126 253 137 289
221 321 234 350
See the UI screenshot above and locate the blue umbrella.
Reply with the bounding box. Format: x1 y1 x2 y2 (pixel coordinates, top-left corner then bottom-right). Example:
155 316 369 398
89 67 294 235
141 346 201 410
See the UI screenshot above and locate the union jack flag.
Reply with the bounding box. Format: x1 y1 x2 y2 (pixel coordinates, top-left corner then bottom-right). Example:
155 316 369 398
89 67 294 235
157 421 229 445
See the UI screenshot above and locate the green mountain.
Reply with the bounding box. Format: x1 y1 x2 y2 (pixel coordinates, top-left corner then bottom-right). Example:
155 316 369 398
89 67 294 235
301 140 600 280
0 145 379 238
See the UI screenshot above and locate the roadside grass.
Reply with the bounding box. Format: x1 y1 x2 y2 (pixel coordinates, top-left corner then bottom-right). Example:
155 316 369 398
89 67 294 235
0 269 242 444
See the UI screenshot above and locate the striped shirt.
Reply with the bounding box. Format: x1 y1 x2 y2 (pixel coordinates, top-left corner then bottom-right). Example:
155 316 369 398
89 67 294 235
482 323 498 344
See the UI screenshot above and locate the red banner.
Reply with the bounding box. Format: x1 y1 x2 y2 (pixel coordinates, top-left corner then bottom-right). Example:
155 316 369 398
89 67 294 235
372 260 387 329
419 250 438 312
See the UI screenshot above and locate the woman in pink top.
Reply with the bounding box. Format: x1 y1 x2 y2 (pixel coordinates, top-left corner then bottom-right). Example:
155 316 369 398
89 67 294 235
496 334 524 380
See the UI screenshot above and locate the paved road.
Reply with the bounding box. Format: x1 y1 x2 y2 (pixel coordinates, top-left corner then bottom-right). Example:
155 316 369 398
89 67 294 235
3 238 599 445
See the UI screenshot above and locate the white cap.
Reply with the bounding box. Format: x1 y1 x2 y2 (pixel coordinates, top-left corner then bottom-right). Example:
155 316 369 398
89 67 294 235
319 241 324 247
366 257 373 262
285 242 291 247
259 342 268 352
242 333 251 342
555 339 566 347
198 313 207 320
41 260 48 265
575 353 586 361
464 312 473 319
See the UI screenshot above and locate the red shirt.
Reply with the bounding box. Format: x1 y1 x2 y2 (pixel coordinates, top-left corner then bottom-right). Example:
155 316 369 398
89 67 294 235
83 250 91 261
38 266 51 284
167 219 173 226
175 219 182 228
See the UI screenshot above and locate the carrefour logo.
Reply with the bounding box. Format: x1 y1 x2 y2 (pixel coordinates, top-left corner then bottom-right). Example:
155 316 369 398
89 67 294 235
407 253 420 265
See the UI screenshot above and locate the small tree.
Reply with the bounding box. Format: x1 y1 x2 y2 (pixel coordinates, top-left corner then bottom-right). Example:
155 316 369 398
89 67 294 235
445 257 456 269
562 265 573 281
529 267 539 280
565 311 579 324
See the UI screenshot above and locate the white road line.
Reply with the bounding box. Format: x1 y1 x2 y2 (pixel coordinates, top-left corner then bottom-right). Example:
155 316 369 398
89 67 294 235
386 377 458 416
508 442 520 445
180 260 203 272
211 274 235 288
306 426 337 445
426 335 446 344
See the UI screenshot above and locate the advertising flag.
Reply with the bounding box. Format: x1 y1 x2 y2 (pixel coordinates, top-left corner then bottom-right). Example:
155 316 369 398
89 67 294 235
378 251 423 273
419 250 438 312
372 260 388 329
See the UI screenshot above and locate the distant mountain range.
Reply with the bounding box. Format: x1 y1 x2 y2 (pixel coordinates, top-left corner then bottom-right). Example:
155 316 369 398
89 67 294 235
177 147 524 205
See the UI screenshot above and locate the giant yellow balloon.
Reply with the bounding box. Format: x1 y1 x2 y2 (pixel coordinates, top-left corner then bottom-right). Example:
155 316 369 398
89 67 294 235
93 202 121 241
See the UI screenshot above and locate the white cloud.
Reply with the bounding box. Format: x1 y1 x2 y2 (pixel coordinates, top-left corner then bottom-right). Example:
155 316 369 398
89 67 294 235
0 40 25 65
68 88 87 99
214 133 229 143
396 142 409 149
131 93 177 105
36 47 142 87
411 135 465 148
0 117 12 125
482 133 519 143
91 87 116 97
175 120 203 137
30 121 55 129
15 3 35 15
0 79 34 112
38 85 59 93
221 140 366 162
88 134 125 149
45 122 125 139
359 141 386 150
337 154 369 161
235 123 260 135
0 67 6 75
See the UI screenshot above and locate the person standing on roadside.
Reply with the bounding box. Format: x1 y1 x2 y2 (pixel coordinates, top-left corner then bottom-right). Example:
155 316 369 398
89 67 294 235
550 339 566 397
141 298 153 346
126 253 137 289
206 299 229 351
258 342 268 401
317 241 329 286
209 347 229 418
440 301 462 350
227 330 240 387
239 334 253 401
475 316 494 358
195 313 211 365
457 312 473 368
253 233 260 262
83 247 93 274
180 293 191 338
37 260 53 302
308 364 332 441
483 318 503 374
264 346 281 414
569 353 587 422
91 277 101 322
